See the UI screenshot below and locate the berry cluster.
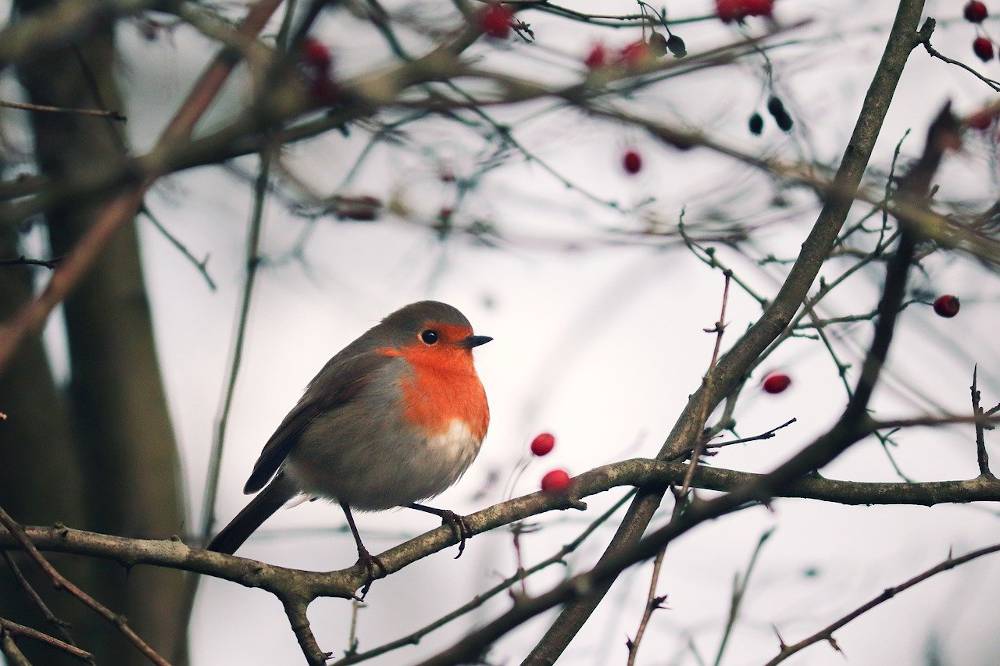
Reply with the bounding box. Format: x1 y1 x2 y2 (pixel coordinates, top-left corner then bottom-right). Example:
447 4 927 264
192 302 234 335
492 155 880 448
965 2 995 61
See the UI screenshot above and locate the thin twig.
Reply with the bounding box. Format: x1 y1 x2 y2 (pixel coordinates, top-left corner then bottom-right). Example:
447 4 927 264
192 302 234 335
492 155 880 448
0 619 93 663
141 206 216 291
0 98 126 120
712 528 773 666
917 18 1000 92
764 542 1000 665
970 366 995 478
679 270 735 496
624 545 667 666
0 506 169 666
198 151 270 546
2 551 76 645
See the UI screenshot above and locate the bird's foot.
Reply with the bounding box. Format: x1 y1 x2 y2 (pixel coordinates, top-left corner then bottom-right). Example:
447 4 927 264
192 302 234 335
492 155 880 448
354 547 385 599
438 510 472 559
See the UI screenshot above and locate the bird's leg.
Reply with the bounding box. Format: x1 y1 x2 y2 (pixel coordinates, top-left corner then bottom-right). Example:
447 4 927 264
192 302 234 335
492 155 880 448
340 501 384 598
406 503 472 559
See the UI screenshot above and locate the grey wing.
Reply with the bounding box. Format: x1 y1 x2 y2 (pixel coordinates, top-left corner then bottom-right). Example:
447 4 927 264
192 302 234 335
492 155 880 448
242 351 392 494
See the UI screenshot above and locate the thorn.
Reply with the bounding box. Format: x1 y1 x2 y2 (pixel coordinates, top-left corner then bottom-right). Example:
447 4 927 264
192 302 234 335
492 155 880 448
772 624 788 650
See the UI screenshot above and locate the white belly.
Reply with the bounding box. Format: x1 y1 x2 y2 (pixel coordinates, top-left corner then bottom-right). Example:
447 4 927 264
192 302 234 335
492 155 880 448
285 417 483 510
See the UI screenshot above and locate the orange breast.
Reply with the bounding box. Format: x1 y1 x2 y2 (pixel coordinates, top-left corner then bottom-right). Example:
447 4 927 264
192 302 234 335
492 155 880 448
391 346 489 440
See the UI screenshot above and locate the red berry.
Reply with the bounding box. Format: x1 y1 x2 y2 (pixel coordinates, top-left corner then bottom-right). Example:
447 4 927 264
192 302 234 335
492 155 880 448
974 37 994 62
965 1 988 23
541 469 571 493
480 4 514 39
619 40 651 68
301 38 332 71
968 109 994 130
584 43 607 70
741 0 775 17
622 149 642 174
933 294 960 318
530 432 556 456
716 0 773 23
762 372 791 394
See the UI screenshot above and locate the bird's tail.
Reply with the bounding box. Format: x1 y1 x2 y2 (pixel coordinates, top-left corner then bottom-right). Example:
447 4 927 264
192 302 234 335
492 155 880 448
207 473 297 555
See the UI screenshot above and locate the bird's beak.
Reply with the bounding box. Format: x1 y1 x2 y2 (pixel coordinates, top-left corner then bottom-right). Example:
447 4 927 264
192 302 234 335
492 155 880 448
460 335 493 349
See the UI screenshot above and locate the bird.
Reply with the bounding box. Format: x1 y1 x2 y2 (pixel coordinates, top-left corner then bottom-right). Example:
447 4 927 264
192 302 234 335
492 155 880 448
207 301 491 594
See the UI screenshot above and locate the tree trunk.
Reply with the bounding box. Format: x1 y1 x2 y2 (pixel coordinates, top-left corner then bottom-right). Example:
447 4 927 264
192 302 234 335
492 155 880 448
12 6 189 663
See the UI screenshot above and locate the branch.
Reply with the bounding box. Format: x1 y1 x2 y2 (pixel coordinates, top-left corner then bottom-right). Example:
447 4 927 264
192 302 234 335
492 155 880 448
4 459 1000 587
764 542 1000 665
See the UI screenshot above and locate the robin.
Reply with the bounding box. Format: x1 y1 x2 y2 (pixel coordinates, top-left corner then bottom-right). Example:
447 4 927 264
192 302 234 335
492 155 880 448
207 301 491 594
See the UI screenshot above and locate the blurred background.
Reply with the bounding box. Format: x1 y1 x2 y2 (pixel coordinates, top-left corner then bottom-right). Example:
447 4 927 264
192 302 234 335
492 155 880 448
1 0 999 664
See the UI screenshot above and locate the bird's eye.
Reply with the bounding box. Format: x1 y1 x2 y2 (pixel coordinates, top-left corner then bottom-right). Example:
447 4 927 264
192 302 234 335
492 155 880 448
420 329 439 345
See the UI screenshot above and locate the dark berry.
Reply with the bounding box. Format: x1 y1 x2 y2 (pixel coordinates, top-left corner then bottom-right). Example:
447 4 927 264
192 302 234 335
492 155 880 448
965 1 988 23
666 34 687 58
974 37 994 62
749 112 764 135
933 294 960 318
647 32 668 57
623 149 642 174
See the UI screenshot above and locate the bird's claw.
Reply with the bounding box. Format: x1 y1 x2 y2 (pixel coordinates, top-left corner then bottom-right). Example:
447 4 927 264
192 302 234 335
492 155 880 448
438 510 472 559
354 547 385 599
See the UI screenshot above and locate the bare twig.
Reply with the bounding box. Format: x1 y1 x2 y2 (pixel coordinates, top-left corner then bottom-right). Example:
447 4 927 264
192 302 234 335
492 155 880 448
198 151 270 546
141 207 216 291
917 18 1000 92
2 551 76 645
624 546 667 666
764 542 1000 665
0 98 126 120
0 506 169 666
0 619 93 663
970 366 995 479
712 528 773 666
